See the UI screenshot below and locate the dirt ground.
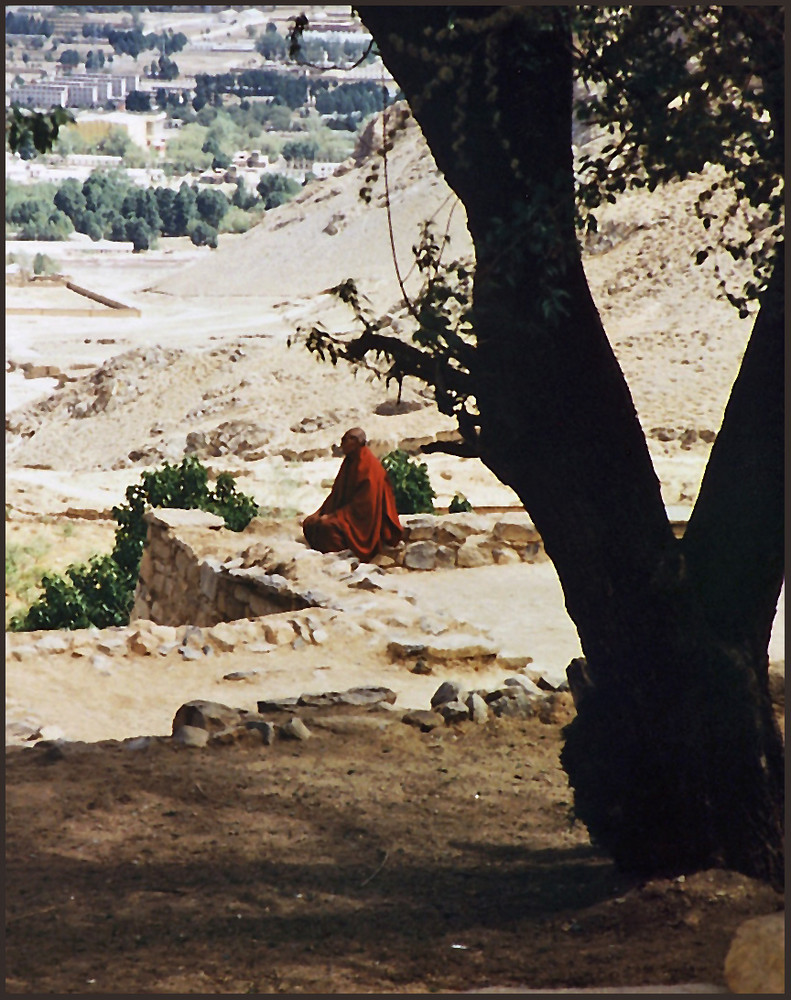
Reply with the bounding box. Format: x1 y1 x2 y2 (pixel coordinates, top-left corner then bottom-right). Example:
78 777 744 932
5 704 783 995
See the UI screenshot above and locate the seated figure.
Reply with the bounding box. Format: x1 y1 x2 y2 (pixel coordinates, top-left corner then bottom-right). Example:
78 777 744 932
302 427 403 561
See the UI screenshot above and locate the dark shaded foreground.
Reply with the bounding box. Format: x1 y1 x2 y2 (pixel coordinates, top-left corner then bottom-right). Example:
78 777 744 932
6 715 782 993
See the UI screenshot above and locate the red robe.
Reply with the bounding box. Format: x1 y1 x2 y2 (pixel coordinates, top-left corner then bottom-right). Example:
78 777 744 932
316 445 403 560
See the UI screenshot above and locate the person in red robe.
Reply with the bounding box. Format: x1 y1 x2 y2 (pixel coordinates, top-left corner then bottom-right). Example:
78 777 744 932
302 427 403 560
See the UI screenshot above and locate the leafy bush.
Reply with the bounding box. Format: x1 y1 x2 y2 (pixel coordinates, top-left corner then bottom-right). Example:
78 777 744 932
10 457 258 632
448 493 473 513
381 450 436 514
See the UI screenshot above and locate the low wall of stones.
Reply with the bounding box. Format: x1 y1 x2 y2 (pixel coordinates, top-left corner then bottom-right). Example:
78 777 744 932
132 508 549 628
131 509 322 628
381 510 546 570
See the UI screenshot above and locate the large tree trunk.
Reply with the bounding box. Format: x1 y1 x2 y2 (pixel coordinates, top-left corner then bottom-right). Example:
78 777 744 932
357 6 783 886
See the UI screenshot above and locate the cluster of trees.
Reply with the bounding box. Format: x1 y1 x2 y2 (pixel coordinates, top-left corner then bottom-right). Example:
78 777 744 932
312 80 385 117
193 70 310 112
5 182 73 241
6 172 247 250
51 172 233 249
5 11 55 36
148 53 179 80
255 172 299 210
58 49 82 67
84 49 107 70
105 27 187 59
192 70 391 119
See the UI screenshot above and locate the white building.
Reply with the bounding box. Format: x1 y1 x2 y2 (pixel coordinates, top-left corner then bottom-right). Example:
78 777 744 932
8 73 141 110
7 82 69 110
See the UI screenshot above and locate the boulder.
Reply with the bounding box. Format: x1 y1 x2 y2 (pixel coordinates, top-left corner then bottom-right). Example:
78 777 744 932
404 541 438 570
437 699 471 724
34 633 71 654
206 622 241 653
279 717 312 741
434 544 457 568
297 686 397 709
456 541 490 568
492 546 521 565
243 719 276 745
724 911 785 994
127 630 160 656
431 680 466 708
171 700 247 735
466 692 489 725
410 658 433 675
493 513 537 544
504 675 544 697
487 686 536 718
173 725 210 748
402 514 437 541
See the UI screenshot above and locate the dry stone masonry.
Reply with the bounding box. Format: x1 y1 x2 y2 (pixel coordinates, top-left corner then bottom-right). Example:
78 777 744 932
132 508 547 627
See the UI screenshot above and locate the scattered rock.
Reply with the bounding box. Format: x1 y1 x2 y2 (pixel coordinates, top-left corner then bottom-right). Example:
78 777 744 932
410 658 433 675
244 719 276 745
504 675 544 696
171 700 248 735
297 686 397 709
127 630 160 656
173 725 210 748
308 715 392 735
257 696 301 713
466 692 489 725
279 717 312 741
223 670 259 682
431 680 466 709
437 699 471 724
178 646 204 661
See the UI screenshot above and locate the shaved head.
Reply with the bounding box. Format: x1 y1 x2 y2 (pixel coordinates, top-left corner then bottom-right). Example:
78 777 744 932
344 427 366 445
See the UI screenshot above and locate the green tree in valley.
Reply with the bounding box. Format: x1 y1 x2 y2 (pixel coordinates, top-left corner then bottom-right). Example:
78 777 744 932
343 6 784 886
125 217 154 252
189 219 218 248
195 187 230 229
256 172 300 209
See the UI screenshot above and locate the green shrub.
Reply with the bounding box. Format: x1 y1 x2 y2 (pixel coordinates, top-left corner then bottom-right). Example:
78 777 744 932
448 492 473 513
381 449 436 514
10 456 258 632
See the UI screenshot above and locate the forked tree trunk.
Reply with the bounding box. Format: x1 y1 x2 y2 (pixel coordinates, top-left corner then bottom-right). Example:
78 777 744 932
357 6 784 886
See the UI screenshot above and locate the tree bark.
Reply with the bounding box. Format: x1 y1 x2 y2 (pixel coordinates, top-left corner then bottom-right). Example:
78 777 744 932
357 5 783 886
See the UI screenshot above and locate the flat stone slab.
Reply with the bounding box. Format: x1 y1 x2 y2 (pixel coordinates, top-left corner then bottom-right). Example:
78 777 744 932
389 634 498 661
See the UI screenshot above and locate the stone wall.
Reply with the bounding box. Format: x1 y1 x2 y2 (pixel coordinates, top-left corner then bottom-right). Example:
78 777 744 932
378 511 546 570
132 508 548 627
131 508 322 628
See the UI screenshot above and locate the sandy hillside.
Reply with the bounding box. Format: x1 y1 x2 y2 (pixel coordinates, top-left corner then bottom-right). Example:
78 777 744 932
6 105 760 521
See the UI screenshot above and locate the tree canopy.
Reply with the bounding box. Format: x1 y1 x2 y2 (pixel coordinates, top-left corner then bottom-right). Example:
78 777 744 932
322 5 785 886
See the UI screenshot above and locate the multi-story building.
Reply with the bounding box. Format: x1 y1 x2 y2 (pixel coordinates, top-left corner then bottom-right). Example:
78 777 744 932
7 73 140 110
7 82 70 109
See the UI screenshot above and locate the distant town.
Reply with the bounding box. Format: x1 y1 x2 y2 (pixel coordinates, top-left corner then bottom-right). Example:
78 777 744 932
6 5 400 252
